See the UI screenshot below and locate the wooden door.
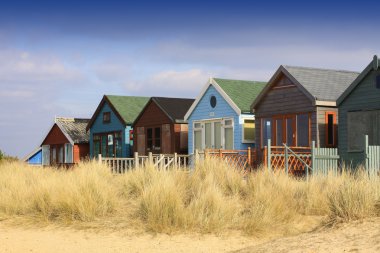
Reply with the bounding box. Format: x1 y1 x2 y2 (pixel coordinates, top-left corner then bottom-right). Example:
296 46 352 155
161 124 171 154
285 115 296 146
136 127 145 155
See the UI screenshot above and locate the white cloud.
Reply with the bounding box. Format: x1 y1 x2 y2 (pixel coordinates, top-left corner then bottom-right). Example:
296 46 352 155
121 69 212 98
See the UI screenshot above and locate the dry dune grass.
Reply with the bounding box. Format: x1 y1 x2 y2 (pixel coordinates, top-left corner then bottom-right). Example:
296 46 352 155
0 159 379 236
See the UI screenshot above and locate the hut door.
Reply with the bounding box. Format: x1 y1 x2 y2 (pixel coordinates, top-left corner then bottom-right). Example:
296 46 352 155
162 124 171 154
137 127 145 155
285 115 296 146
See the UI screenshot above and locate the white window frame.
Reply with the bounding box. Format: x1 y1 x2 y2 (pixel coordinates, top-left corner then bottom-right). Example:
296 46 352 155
64 143 74 163
240 115 256 144
192 118 234 151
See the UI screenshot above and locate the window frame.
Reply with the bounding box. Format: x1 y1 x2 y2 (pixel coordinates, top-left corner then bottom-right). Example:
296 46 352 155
93 131 123 158
261 113 311 148
242 118 256 144
192 118 234 152
103 112 111 124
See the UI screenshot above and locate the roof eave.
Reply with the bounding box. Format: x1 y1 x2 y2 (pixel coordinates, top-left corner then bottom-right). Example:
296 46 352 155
337 55 379 106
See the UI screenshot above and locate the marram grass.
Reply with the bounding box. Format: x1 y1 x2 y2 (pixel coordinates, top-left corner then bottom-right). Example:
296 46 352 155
0 159 379 235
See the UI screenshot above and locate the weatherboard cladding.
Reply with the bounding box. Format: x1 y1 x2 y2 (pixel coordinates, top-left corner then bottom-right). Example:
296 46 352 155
187 85 251 154
283 66 360 102
338 57 380 165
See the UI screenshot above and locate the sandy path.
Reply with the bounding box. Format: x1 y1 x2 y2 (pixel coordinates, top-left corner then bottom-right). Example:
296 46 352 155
0 225 259 253
1 219 379 253
235 218 380 253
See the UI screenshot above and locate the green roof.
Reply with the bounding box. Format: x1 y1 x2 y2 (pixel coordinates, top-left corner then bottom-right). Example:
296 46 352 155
214 78 267 113
106 95 150 124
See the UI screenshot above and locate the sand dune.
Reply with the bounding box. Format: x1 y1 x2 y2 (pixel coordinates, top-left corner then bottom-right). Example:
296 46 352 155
235 218 380 253
1 219 379 253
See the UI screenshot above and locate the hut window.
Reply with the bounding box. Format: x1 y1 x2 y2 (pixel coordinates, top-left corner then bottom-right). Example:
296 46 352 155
297 114 310 147
262 118 272 147
154 127 161 149
243 119 255 143
193 122 202 151
224 119 234 150
376 75 380 89
210 96 217 108
325 112 337 147
103 112 111 123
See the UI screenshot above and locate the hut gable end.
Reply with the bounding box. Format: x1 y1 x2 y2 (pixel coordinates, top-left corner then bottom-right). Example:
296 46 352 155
255 73 314 118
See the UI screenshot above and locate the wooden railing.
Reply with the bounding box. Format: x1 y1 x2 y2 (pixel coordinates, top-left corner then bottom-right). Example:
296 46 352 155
100 152 190 173
201 147 258 170
263 139 340 178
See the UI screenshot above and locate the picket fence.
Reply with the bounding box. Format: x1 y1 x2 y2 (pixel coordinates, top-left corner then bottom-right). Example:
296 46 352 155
100 152 190 173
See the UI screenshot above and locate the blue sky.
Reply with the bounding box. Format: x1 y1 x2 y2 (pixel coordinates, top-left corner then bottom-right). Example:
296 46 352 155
1 0 380 158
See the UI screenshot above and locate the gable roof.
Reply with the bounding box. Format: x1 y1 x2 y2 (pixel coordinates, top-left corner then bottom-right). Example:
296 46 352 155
87 95 150 130
55 117 90 144
133 97 195 125
185 77 267 120
337 55 380 105
214 78 267 113
251 65 360 110
41 117 90 146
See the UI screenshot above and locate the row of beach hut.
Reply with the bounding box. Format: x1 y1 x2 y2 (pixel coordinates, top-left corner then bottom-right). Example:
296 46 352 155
25 55 380 168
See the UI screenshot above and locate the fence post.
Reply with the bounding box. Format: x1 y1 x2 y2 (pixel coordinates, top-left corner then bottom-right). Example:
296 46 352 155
98 154 102 164
134 152 139 169
159 154 164 170
174 153 178 167
148 152 153 165
247 147 251 167
264 146 267 168
284 145 288 175
267 139 271 171
364 135 369 175
311 141 315 176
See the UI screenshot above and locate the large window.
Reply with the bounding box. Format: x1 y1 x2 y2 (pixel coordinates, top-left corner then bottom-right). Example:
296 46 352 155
325 112 337 147
146 127 161 152
242 119 255 143
348 110 380 151
262 118 272 147
93 131 122 157
262 113 311 147
192 118 234 151
224 119 233 149
193 123 202 151
297 114 309 147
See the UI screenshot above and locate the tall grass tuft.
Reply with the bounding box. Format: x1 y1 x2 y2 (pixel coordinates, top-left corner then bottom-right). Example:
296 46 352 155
0 159 379 235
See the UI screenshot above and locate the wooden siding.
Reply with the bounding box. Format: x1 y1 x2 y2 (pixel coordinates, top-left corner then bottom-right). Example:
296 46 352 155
42 124 70 145
254 75 314 118
187 85 253 154
339 68 380 166
89 101 132 158
254 74 318 149
133 101 188 155
74 143 89 163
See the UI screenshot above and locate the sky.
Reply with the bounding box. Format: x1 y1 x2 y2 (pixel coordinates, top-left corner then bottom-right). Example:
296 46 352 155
1 0 380 158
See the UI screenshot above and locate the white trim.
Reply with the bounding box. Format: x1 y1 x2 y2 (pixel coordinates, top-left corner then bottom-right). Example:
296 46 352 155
184 77 241 120
240 115 256 144
314 100 336 106
192 117 234 151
